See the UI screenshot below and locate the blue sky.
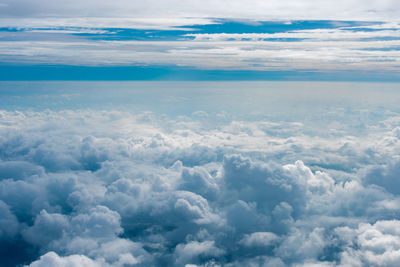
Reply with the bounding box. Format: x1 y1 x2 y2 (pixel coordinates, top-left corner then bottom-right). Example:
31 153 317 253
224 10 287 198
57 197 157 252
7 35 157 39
1 0 400 80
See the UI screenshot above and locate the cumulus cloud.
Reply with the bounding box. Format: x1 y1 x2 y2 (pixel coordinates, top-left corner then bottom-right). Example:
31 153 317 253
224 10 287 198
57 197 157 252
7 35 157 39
337 220 400 266
0 107 399 266
0 200 19 240
362 160 400 195
239 232 280 247
174 240 225 265
27 252 100 267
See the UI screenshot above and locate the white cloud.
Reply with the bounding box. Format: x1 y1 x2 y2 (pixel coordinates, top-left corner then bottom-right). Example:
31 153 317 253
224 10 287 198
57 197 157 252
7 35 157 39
27 251 100 267
0 17 215 30
338 220 400 266
1 36 400 71
0 108 399 266
239 232 280 247
174 240 225 265
0 0 400 26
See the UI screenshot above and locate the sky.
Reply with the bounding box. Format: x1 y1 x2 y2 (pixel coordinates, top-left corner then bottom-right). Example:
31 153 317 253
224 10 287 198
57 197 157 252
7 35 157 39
1 0 400 80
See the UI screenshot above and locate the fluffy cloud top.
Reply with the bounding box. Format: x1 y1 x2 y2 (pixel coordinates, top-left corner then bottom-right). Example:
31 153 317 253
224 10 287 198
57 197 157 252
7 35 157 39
0 101 399 266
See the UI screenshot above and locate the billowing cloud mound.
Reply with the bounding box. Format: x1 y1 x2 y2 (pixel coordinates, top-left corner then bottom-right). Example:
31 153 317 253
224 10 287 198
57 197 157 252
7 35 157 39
0 109 399 266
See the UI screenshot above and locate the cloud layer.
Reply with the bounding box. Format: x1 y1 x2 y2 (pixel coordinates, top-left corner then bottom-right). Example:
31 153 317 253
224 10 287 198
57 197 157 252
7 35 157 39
0 0 400 22
1 1 400 76
1 20 400 74
0 105 399 266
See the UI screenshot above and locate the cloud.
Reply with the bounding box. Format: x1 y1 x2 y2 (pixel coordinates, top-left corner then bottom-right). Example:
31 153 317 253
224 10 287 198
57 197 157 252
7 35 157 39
362 159 400 195
337 220 400 266
0 200 19 240
0 160 44 180
0 108 399 266
174 240 225 265
2 32 400 72
179 165 220 200
27 251 100 267
0 0 399 24
1 7 400 73
239 232 280 247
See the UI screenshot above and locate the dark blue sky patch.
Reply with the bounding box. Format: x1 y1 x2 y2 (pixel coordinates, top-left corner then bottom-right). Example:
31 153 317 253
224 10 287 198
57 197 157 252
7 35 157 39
1 64 400 82
178 20 380 34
